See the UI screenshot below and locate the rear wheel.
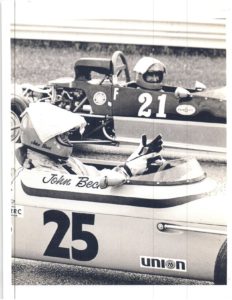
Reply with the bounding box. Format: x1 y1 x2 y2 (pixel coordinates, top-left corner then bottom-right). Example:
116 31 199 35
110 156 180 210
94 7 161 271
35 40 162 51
11 95 28 142
11 110 21 142
214 239 227 285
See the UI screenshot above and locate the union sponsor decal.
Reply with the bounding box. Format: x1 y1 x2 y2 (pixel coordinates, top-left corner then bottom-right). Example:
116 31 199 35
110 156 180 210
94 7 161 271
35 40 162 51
140 256 187 272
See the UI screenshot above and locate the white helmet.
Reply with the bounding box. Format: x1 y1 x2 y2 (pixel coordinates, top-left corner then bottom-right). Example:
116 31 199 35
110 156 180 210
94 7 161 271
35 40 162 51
134 57 166 90
20 102 86 159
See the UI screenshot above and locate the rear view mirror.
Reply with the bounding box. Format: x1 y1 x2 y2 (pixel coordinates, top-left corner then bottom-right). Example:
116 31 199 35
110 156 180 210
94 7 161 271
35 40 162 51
195 81 206 91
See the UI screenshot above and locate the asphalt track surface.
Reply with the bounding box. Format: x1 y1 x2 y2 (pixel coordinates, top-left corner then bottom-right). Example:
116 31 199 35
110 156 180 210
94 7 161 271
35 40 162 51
12 151 226 286
12 258 212 285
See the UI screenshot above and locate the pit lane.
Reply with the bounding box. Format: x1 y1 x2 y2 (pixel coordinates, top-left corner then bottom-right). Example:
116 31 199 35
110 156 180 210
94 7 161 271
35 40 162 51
11 149 226 285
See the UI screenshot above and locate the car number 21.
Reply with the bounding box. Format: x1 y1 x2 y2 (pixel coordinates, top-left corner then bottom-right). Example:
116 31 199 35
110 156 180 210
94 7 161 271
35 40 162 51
43 210 98 261
138 93 167 118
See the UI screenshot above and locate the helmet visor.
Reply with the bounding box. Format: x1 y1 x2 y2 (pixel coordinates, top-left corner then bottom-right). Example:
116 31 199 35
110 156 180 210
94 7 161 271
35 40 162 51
144 71 164 83
56 132 72 147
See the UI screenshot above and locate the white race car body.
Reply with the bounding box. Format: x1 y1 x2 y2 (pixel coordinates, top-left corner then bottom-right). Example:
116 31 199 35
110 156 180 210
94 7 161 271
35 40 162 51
11 157 227 284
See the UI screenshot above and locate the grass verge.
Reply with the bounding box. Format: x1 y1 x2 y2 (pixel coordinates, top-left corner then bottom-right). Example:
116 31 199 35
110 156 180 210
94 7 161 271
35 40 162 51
11 39 226 88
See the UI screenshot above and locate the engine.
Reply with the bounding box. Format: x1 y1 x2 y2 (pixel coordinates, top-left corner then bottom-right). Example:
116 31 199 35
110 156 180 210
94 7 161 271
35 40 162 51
53 87 87 112
21 84 89 113
13 83 115 143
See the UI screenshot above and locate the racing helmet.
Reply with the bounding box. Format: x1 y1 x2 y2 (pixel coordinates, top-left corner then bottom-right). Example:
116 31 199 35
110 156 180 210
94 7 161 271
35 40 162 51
20 102 86 159
134 57 166 90
21 113 74 159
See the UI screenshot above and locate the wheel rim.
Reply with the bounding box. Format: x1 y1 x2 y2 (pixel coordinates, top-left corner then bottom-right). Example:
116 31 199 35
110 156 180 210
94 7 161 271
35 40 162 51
11 111 21 142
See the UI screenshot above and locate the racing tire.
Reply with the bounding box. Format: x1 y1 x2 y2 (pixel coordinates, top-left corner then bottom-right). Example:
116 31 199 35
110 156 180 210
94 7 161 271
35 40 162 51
11 94 28 142
214 239 227 285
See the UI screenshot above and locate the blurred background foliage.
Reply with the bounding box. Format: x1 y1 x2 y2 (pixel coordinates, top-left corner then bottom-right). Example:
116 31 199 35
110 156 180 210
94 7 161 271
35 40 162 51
11 39 226 88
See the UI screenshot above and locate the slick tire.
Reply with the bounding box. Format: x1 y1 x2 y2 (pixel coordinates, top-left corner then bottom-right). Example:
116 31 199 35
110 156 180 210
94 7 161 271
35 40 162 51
214 239 227 285
11 94 28 142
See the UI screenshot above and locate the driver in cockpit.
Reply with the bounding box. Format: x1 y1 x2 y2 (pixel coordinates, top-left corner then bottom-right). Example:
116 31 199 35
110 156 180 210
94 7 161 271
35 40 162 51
16 102 164 187
134 57 166 90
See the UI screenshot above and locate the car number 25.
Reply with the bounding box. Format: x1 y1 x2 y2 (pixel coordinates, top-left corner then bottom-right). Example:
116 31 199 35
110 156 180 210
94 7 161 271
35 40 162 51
43 210 98 261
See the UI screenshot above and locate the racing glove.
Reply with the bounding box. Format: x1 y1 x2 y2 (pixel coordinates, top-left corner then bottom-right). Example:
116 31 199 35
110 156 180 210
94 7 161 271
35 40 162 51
127 134 163 162
124 134 165 176
100 134 165 187
124 152 165 177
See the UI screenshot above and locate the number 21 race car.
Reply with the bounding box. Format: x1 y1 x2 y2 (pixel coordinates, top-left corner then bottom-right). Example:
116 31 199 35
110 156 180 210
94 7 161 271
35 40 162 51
11 51 226 158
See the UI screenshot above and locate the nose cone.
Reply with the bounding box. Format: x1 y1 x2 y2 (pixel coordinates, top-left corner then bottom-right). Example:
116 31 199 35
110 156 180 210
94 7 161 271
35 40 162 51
155 193 227 227
197 86 226 101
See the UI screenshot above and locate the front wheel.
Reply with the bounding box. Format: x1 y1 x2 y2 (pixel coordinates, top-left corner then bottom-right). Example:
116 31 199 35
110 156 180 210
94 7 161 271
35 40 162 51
214 239 227 285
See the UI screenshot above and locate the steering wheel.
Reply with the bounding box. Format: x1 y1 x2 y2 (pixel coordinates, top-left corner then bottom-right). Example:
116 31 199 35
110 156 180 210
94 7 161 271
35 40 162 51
111 51 131 83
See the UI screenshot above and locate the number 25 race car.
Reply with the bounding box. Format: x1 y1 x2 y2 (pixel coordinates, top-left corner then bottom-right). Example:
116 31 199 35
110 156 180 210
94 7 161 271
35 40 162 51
11 145 227 285
11 51 226 159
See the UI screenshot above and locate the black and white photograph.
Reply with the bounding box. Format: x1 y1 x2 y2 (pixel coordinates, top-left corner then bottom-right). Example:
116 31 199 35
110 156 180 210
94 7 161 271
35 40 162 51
1 0 231 299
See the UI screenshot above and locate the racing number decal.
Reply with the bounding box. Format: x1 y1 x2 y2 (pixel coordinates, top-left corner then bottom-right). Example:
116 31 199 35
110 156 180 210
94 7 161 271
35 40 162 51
44 210 70 259
43 210 98 261
156 94 167 118
72 212 98 261
138 93 167 118
138 93 152 117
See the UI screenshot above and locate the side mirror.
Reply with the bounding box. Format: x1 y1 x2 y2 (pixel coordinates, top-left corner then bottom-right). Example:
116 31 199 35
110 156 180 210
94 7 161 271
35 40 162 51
175 87 191 99
195 81 206 91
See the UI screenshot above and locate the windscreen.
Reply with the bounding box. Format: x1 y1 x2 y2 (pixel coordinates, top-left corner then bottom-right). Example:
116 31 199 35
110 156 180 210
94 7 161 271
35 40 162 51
131 158 206 186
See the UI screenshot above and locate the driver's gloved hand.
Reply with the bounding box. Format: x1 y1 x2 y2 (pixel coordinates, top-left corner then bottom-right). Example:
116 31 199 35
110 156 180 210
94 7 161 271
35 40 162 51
123 152 165 177
127 134 163 162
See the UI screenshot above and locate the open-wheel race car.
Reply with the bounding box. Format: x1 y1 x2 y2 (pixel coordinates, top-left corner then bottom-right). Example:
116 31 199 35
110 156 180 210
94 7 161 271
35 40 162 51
11 51 226 156
11 144 227 284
